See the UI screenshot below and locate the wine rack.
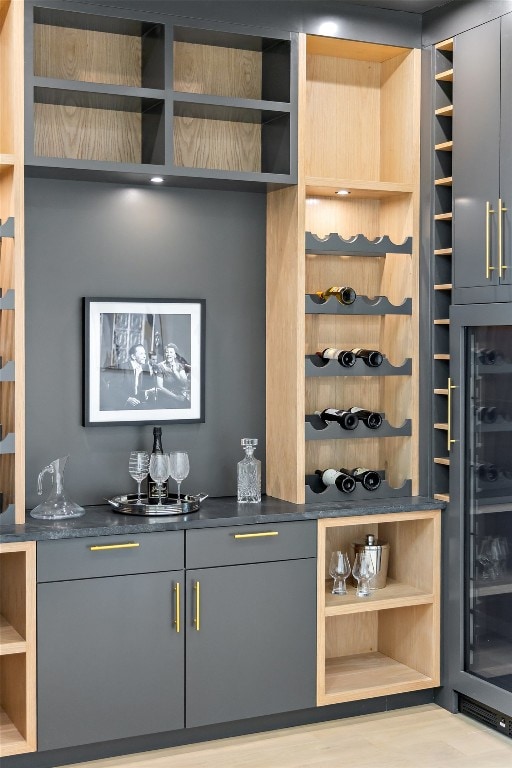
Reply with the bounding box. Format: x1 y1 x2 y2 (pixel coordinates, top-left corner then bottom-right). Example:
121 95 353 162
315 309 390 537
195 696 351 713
432 37 454 505
267 36 420 504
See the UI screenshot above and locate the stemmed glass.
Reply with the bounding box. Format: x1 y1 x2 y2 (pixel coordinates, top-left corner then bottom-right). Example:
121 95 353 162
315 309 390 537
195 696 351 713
352 551 376 597
129 451 149 504
169 451 190 505
328 551 351 595
149 453 171 507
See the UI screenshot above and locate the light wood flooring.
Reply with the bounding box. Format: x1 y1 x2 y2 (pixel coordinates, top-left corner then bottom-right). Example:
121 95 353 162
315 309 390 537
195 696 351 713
62 705 512 768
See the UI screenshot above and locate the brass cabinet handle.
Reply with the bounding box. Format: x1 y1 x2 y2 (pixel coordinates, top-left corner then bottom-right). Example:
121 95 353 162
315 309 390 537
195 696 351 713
194 581 200 631
498 198 508 278
89 542 140 551
447 377 458 452
486 201 496 279
233 531 279 539
174 582 181 633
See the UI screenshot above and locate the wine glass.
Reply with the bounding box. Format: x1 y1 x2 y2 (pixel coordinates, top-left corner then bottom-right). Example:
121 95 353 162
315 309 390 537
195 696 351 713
352 551 376 597
149 453 171 507
129 451 149 504
169 451 190 505
328 551 351 595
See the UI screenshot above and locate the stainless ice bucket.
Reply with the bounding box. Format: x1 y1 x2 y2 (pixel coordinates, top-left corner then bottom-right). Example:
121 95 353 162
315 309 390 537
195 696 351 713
351 533 389 589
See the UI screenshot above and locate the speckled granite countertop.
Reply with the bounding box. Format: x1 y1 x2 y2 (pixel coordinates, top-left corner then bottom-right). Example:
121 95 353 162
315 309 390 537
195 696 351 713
0 495 444 543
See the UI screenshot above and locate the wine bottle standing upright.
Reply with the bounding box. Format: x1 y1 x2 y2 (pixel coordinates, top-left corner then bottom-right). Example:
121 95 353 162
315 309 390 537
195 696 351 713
315 469 356 494
318 348 357 367
147 426 169 504
351 348 383 367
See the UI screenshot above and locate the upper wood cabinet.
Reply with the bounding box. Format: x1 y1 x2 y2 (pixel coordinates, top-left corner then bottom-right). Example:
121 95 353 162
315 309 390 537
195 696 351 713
25 1 298 188
266 35 421 504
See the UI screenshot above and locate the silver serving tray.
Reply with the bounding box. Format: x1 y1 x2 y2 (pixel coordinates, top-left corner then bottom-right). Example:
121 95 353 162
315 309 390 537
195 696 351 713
107 493 208 516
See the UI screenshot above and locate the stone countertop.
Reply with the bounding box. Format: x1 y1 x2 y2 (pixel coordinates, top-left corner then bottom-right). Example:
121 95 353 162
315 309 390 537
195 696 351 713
0 495 444 543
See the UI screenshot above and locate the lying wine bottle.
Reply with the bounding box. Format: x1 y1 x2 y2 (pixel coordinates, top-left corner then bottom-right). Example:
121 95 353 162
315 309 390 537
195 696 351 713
351 348 383 367
315 286 356 305
341 467 382 491
476 406 498 424
315 468 356 494
349 406 383 429
478 348 504 365
476 462 499 482
316 408 358 430
318 348 357 367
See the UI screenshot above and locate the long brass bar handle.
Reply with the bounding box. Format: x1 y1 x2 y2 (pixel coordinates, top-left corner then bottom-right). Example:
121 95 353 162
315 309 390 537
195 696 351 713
447 377 458 452
486 201 496 279
194 581 200 631
89 542 140 551
174 582 181 633
499 198 508 277
233 531 279 539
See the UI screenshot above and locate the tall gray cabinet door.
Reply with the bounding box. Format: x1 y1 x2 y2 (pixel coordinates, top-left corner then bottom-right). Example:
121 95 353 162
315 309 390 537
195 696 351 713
38 572 184 751
186 558 316 728
500 12 512 284
453 19 500 291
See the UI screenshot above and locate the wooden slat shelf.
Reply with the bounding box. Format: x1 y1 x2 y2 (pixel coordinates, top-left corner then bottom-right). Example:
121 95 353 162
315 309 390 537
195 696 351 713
434 493 449 502
434 248 452 255
434 284 452 291
435 140 453 151
434 422 448 431
324 579 433 616
434 212 452 221
434 388 448 395
436 68 453 82
435 38 454 52
323 653 434 703
435 177 452 186
435 104 453 117
0 615 26 655
434 354 450 360
305 177 414 199
0 707 27 758
434 318 450 325
434 457 450 466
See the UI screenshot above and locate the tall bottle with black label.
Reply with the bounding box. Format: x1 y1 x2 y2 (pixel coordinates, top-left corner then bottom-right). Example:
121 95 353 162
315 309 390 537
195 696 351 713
147 426 169 504
351 348 383 367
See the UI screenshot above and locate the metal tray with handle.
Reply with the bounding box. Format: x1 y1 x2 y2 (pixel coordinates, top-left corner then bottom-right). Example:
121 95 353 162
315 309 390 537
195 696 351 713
107 492 208 516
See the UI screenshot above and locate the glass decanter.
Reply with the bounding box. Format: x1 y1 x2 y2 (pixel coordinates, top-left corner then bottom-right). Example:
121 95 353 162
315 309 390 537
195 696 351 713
237 438 261 503
30 456 85 519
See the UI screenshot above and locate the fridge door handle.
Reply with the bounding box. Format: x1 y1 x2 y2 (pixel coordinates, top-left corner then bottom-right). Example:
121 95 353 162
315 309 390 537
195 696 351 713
486 201 496 279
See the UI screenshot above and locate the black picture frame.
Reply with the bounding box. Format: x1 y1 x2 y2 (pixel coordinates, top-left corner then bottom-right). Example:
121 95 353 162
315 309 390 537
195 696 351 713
83 298 205 426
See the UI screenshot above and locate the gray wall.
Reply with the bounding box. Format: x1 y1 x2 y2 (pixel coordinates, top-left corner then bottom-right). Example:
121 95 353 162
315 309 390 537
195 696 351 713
25 179 266 508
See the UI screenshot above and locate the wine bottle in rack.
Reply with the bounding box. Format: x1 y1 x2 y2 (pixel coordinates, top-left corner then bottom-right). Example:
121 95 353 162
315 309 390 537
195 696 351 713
478 349 504 365
147 426 169 504
348 407 383 429
318 348 357 367
315 286 356 305
476 406 498 424
476 463 499 482
315 408 359 430
315 468 356 494
341 467 382 491
350 348 383 367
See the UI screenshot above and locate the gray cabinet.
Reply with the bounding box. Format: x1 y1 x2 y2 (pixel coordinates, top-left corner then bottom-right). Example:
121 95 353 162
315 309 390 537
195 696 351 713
453 13 512 303
36 522 317 749
37 533 185 751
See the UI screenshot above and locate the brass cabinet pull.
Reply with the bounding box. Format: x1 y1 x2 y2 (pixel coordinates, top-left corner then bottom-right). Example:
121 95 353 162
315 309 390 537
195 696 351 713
89 542 140 551
498 198 508 277
447 377 458 452
194 581 200 631
486 201 496 279
233 531 279 539
174 582 181 633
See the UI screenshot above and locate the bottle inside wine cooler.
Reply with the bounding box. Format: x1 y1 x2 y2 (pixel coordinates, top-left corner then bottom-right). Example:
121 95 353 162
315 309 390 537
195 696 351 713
315 468 356 494
315 408 359 430
318 348 357 367
476 406 498 424
476 462 499 482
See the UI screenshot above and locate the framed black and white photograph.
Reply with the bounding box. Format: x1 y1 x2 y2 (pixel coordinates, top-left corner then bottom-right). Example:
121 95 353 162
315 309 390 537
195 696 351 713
83 298 205 426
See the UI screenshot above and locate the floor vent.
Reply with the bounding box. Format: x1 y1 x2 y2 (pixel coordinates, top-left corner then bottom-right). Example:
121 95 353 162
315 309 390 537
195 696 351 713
459 695 511 739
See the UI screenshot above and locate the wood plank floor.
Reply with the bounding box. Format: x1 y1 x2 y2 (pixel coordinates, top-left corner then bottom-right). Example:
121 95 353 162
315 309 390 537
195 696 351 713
62 705 512 768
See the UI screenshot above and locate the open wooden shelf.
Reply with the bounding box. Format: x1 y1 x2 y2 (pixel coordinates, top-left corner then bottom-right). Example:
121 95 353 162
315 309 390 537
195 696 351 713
434 422 448 430
434 388 449 395
0 705 28 758
434 283 452 291
305 178 414 199
434 457 450 466
317 511 441 705
0 614 26 654
435 38 454 52
434 318 450 325
434 354 450 361
436 68 453 82
435 140 453 151
435 104 453 117
435 211 452 220
434 493 450 502
434 248 452 255
435 177 453 186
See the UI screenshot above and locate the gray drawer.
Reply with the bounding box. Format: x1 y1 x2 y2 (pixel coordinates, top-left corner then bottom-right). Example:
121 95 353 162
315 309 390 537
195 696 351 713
186 521 316 568
37 531 184 582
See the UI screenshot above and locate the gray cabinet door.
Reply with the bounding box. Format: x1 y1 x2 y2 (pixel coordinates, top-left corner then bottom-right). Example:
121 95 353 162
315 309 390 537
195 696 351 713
500 12 512 285
453 19 501 293
38 571 184 751
185 558 316 728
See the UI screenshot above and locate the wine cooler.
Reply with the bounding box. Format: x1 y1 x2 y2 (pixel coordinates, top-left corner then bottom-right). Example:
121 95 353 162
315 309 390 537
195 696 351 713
446 303 512 721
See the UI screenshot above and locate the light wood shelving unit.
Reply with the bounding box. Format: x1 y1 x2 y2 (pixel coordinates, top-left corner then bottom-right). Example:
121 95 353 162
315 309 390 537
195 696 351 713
0 0 24 523
317 510 441 705
267 34 421 504
432 38 454 503
0 541 36 756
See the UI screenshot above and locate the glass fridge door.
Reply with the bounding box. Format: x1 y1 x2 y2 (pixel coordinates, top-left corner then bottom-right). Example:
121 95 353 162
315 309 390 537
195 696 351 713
465 325 512 693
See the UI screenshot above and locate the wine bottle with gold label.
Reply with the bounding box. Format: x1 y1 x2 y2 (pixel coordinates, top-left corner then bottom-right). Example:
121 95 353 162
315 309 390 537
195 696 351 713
315 286 356 305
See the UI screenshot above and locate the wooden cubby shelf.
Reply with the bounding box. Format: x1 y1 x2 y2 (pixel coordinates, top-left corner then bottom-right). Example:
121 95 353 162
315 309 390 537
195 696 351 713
305 415 412 440
435 104 453 117
305 295 412 316
317 512 441 705
434 212 452 220
435 140 453 151
435 177 452 186
434 283 452 291
305 356 412 377
434 457 450 466
435 38 454 52
436 68 453 82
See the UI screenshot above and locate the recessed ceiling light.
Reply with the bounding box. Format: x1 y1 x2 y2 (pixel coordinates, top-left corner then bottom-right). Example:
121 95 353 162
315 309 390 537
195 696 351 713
150 176 164 183
336 189 351 196
318 21 338 36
